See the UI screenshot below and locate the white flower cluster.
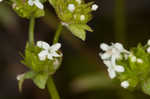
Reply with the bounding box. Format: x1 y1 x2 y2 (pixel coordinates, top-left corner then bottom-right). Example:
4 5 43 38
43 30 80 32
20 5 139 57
147 40 150 53
37 41 61 61
99 43 130 88
129 54 143 63
28 0 44 9
67 2 98 21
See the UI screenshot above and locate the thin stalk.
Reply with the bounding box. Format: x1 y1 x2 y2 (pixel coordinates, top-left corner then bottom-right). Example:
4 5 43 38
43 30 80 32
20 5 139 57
53 24 63 44
47 23 63 99
47 77 60 99
114 0 126 44
28 17 35 44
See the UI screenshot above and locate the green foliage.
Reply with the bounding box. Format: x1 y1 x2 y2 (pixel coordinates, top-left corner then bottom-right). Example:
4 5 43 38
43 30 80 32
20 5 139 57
49 0 94 40
11 0 45 18
117 43 150 94
18 43 62 90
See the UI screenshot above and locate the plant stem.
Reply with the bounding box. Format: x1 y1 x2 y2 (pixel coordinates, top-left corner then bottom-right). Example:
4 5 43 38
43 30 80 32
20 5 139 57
47 23 63 99
29 17 35 44
53 24 63 44
47 76 60 99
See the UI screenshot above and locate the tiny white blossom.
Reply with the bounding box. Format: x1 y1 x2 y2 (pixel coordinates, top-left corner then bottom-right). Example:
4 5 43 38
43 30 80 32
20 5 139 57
28 0 44 9
80 15 85 21
130 56 136 62
104 60 124 79
121 81 129 88
76 0 81 4
147 47 150 53
147 39 150 46
91 4 99 11
100 43 128 79
137 58 143 63
37 41 61 61
68 4 75 12
16 73 25 80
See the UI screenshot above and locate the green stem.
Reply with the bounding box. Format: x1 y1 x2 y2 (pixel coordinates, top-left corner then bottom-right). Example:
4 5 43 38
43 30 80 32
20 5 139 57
53 24 63 44
28 17 35 44
47 23 63 99
47 77 60 99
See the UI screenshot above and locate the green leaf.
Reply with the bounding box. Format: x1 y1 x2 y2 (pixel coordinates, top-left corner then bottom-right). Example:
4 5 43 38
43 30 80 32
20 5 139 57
68 24 86 40
33 73 49 89
18 71 36 92
142 78 150 95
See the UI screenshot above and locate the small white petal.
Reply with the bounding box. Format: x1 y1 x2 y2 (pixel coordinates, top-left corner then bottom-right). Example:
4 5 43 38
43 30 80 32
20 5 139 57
92 4 98 11
38 50 48 61
100 43 109 51
37 41 50 50
34 0 44 9
68 4 75 12
147 47 150 53
80 15 85 21
114 43 124 51
103 60 112 68
121 81 129 88
147 39 150 46
99 53 111 60
49 43 61 52
108 68 116 79
76 0 81 4
137 58 143 63
28 0 34 6
47 54 53 60
16 73 25 80
115 65 125 72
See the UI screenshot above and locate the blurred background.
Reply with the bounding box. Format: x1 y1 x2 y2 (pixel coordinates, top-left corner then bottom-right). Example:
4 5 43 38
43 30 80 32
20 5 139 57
0 0 150 99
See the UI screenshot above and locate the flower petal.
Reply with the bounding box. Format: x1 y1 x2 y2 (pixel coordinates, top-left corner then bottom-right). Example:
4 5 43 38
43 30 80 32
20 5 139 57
103 60 112 68
121 81 129 88
28 0 34 6
37 41 50 50
38 50 48 61
99 53 111 60
100 43 109 51
114 43 124 51
47 54 53 60
108 68 116 79
115 65 124 72
49 43 61 52
34 0 44 9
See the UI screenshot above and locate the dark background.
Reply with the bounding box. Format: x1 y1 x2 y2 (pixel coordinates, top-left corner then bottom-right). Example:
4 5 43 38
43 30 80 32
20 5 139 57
0 0 150 99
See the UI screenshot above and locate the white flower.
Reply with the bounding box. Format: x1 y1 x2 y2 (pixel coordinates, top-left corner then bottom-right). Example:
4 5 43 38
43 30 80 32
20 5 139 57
16 73 25 80
68 4 75 12
137 58 143 63
100 43 129 60
0 0 3 2
99 43 128 79
104 60 124 79
76 0 81 4
37 41 61 61
130 55 136 62
147 39 150 46
80 15 85 21
147 47 150 53
91 4 99 11
28 0 44 9
121 81 129 88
